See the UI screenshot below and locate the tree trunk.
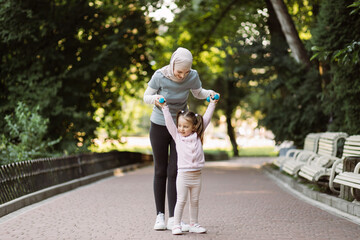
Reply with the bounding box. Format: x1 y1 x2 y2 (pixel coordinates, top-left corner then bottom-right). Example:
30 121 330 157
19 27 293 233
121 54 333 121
226 114 239 157
225 80 239 156
266 0 290 98
269 0 311 68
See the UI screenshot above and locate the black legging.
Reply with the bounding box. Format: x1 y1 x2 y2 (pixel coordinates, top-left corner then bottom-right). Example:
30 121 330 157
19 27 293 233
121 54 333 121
149 122 178 217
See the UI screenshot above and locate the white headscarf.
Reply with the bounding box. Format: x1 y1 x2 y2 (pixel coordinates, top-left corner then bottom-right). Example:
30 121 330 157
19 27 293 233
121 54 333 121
160 47 193 82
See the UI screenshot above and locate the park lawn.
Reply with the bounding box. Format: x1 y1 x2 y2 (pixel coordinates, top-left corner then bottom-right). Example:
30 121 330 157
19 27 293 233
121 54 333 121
91 140 278 158
237 146 279 157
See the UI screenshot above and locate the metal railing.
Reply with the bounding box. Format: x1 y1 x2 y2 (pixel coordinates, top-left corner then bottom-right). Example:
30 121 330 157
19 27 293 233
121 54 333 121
0 151 152 204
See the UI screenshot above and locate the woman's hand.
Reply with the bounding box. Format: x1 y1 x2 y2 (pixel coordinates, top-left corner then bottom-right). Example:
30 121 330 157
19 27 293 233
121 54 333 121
209 92 220 103
155 96 166 107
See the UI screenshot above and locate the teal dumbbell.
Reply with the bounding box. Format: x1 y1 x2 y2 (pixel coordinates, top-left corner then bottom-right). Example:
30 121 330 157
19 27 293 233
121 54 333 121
206 94 219 102
159 98 165 103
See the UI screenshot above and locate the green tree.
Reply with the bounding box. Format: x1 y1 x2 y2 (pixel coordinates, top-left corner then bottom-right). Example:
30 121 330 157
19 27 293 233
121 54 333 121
269 0 311 67
254 0 327 147
216 39 253 156
163 0 326 149
311 0 360 134
0 102 60 165
0 0 159 153
156 0 265 155
311 0 360 65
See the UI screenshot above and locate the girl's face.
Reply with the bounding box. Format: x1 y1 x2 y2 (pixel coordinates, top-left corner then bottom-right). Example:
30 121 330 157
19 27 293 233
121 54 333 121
174 66 190 81
177 116 195 137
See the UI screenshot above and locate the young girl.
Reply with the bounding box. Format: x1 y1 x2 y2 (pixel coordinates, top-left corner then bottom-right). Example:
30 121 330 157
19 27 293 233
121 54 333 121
159 96 219 235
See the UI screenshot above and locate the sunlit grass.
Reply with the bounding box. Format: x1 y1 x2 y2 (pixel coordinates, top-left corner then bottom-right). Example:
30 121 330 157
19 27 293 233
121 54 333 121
90 140 278 158
204 146 278 158
89 140 153 154
238 146 278 157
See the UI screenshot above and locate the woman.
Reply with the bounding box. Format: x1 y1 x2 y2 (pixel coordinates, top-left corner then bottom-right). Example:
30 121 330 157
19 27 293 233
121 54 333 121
143 47 217 231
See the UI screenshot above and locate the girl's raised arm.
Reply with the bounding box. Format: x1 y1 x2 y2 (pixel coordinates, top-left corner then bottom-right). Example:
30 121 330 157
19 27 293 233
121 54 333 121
162 105 177 140
202 102 216 130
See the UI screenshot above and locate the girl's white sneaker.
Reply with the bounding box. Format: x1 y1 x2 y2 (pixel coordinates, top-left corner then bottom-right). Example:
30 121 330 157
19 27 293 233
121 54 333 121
154 213 166 230
189 223 207 233
167 218 190 231
172 225 183 235
181 221 190 232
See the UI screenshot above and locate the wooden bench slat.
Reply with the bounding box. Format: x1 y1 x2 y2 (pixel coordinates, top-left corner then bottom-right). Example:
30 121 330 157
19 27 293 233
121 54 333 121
333 179 360 189
335 173 360 181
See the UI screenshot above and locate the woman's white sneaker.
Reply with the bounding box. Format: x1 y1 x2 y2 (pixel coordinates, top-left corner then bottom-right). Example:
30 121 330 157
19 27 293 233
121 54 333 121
189 223 207 233
167 217 174 230
154 213 166 230
172 225 183 235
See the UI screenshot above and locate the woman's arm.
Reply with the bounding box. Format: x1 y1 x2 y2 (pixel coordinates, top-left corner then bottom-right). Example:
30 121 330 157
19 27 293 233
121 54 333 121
143 86 162 105
190 87 214 99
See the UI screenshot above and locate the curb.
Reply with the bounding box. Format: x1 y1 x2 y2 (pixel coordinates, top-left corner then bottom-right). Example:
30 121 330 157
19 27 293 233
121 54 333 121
0 162 150 218
262 164 360 219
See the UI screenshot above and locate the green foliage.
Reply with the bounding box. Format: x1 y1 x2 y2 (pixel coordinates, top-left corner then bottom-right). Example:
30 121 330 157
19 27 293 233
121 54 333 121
311 0 360 65
311 41 360 65
311 0 360 135
322 66 360 134
348 0 360 15
258 65 327 146
0 102 60 165
285 0 321 40
0 0 159 153
249 0 328 147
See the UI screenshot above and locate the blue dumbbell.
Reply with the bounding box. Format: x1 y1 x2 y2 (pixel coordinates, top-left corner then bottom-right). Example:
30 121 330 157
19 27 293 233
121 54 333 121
159 98 165 103
206 94 219 102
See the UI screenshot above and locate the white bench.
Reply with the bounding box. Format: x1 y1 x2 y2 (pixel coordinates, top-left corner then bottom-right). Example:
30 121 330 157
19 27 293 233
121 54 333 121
333 161 360 200
283 132 347 176
273 133 322 169
298 132 348 183
328 135 360 194
282 150 318 176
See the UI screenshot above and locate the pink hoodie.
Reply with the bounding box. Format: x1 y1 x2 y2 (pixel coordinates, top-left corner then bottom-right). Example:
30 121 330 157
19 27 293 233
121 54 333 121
162 102 216 172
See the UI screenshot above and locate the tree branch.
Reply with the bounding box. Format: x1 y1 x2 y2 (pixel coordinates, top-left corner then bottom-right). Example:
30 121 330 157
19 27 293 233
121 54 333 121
269 0 311 68
197 0 239 53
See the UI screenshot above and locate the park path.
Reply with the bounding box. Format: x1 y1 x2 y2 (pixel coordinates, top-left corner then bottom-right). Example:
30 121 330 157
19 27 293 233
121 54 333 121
0 157 359 239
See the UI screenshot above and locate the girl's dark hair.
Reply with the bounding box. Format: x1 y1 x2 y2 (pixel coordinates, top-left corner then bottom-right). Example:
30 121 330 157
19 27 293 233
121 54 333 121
176 110 205 144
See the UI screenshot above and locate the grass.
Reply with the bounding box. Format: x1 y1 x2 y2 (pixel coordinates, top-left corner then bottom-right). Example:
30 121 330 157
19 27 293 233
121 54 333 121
90 140 278 158
90 143 153 154
237 146 278 157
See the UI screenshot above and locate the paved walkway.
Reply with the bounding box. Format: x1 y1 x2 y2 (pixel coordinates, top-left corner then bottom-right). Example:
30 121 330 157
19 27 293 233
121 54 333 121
0 157 360 239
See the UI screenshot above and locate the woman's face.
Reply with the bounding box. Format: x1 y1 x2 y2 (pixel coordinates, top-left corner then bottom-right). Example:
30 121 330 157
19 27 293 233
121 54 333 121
174 66 190 81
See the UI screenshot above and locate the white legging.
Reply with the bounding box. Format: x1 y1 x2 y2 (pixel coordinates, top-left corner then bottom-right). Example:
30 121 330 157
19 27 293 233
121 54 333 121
174 170 202 226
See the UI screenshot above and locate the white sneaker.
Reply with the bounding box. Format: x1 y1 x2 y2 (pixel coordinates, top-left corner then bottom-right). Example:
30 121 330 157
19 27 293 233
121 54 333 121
181 221 190 232
189 223 207 233
154 213 166 230
167 217 174 230
172 225 182 235
167 217 190 231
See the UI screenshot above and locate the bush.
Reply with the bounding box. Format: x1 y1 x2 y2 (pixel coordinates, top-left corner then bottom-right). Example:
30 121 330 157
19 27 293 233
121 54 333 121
0 102 60 165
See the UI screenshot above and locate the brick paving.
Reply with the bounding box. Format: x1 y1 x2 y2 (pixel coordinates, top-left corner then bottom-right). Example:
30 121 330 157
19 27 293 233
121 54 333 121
0 157 360 240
